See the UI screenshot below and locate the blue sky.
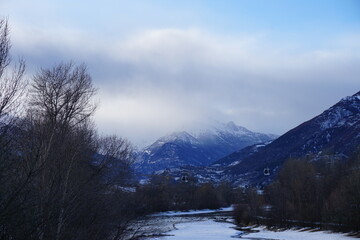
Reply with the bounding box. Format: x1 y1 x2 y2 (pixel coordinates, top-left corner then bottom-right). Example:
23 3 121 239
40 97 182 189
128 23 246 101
1 0 360 146
4 0 359 39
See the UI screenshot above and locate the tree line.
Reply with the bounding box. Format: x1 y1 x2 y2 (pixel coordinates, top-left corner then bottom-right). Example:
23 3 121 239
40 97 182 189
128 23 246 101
234 154 360 231
134 175 235 213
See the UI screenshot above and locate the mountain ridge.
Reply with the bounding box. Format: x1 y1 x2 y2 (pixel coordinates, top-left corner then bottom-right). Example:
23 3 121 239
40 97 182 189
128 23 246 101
222 90 360 186
148 91 360 187
135 122 277 174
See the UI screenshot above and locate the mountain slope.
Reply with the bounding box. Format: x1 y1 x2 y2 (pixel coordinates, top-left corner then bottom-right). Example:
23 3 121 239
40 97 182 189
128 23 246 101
135 122 276 174
225 91 360 186
193 121 277 162
136 131 210 174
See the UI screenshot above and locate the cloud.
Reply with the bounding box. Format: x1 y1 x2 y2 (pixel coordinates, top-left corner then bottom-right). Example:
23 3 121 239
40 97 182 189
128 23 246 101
8 24 360 146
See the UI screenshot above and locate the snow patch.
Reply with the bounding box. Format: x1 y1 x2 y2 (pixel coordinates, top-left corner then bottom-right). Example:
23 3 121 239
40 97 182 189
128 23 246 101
151 220 239 240
228 160 240 166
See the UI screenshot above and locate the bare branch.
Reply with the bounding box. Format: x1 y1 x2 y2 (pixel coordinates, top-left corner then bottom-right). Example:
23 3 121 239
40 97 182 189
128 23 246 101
30 62 96 129
0 19 27 122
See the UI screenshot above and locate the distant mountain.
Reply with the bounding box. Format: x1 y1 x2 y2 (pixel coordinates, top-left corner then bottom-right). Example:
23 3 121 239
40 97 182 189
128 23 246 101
193 122 277 163
135 122 277 174
223 91 360 186
149 91 360 187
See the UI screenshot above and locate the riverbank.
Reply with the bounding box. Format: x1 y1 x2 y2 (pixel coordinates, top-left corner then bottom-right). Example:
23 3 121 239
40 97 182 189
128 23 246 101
129 208 359 240
151 221 359 240
241 226 359 240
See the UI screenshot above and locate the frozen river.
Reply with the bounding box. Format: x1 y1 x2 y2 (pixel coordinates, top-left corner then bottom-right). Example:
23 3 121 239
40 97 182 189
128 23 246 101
127 208 358 240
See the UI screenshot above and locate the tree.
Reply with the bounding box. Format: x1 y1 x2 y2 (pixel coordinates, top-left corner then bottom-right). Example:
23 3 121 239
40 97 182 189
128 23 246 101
267 159 318 223
0 17 26 189
30 62 96 129
30 62 96 240
23 63 137 240
96 135 134 186
322 155 360 230
194 183 221 209
0 18 27 240
0 18 26 123
0 18 138 240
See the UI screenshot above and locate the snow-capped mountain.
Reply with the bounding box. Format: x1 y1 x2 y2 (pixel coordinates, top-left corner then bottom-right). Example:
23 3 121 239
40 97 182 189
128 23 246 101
135 122 277 174
193 121 277 162
223 91 360 186
149 91 360 187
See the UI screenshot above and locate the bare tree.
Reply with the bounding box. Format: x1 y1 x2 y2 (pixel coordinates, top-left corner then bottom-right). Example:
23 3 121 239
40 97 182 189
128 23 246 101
0 19 139 239
96 135 134 185
22 62 98 240
0 18 28 240
30 62 96 129
0 18 26 122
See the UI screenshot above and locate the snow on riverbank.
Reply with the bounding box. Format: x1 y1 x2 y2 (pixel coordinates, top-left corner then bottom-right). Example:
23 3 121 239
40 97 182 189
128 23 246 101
150 206 233 217
243 226 357 240
149 220 358 240
152 220 238 240
146 207 358 240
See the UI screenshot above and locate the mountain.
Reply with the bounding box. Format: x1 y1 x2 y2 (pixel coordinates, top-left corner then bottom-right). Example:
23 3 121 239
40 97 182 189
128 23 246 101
135 122 277 174
193 122 277 163
223 91 360 186
135 131 210 174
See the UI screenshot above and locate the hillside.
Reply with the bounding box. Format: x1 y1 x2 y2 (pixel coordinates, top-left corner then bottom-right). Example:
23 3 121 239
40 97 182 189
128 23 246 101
224 91 360 185
135 122 276 174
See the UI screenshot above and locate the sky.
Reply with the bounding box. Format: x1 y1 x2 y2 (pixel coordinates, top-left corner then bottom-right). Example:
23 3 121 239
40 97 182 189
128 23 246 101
1 0 360 147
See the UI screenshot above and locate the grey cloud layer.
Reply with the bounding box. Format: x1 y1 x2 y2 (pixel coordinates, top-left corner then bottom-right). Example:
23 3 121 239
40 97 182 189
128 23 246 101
10 25 360 146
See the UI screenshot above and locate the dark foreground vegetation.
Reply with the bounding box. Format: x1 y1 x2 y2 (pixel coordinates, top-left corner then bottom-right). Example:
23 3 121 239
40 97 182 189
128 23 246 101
0 19 141 240
135 177 235 213
234 155 360 232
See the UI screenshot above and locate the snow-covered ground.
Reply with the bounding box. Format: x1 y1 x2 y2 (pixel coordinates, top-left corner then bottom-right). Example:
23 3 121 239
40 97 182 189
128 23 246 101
151 222 358 240
126 207 233 239
129 208 358 240
244 226 357 240
151 220 238 240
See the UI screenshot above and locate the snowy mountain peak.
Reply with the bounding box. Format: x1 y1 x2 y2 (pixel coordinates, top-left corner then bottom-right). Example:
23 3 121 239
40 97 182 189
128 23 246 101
353 90 360 97
225 121 238 131
341 91 360 104
318 90 360 130
136 122 277 174
221 121 251 134
191 121 256 139
159 131 200 145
